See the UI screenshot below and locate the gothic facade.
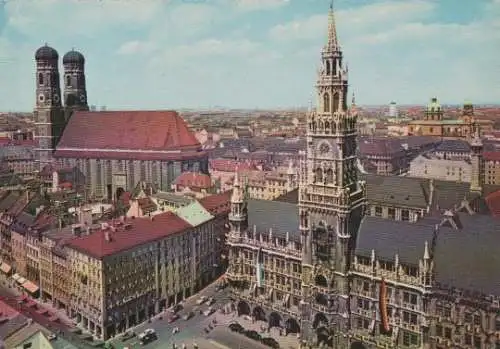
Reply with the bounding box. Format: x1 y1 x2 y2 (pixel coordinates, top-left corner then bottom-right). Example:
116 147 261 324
225 4 500 349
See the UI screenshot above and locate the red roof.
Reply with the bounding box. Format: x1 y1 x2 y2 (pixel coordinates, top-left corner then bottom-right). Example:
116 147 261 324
53 149 206 161
56 110 201 151
485 190 500 217
174 172 212 189
66 212 192 259
483 151 500 162
209 159 258 172
198 191 231 216
0 299 20 319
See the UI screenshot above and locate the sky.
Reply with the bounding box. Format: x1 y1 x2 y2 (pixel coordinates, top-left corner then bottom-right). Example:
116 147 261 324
0 0 499 111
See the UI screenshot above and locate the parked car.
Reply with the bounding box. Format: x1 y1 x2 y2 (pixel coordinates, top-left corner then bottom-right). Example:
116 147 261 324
245 330 262 341
182 311 194 321
262 337 280 348
228 323 244 333
196 296 208 305
121 331 136 341
168 314 180 323
138 329 157 345
203 307 215 317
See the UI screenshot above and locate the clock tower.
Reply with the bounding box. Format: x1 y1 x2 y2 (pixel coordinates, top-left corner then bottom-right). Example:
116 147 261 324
34 44 66 171
298 2 366 345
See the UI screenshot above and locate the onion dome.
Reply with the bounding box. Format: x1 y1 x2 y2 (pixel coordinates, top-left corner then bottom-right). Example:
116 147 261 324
63 49 85 65
35 44 59 61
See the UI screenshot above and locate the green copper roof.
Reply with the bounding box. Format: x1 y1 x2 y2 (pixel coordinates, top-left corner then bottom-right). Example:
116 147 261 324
441 119 464 124
176 200 214 226
427 97 441 111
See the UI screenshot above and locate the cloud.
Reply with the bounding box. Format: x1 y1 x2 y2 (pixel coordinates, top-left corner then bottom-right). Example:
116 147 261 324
229 0 290 12
269 0 435 41
5 0 165 39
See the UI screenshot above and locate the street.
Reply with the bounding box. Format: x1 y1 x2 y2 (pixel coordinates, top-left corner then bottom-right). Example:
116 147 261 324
108 281 233 349
0 276 96 349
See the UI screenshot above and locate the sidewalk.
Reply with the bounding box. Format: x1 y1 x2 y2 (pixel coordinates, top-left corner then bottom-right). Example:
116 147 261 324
213 311 300 349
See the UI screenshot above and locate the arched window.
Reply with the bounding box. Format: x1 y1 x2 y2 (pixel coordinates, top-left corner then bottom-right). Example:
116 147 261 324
326 169 334 183
315 168 323 183
333 93 340 112
324 121 330 134
66 75 71 87
325 61 331 75
38 73 44 86
323 93 330 113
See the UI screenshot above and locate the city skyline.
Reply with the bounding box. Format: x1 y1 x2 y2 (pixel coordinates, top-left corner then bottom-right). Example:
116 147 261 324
0 0 498 111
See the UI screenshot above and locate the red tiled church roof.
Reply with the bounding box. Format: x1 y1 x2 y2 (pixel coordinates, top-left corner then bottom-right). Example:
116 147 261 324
483 151 500 162
66 212 191 259
56 110 201 152
175 172 212 189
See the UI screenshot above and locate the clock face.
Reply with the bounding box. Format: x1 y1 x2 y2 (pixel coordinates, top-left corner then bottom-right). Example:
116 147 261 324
38 94 45 103
319 142 330 155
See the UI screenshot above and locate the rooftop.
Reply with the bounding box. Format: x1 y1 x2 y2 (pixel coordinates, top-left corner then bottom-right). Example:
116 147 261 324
55 110 201 154
66 212 192 259
247 199 300 241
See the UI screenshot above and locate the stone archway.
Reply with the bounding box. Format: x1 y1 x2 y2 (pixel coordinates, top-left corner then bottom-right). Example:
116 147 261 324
237 300 251 316
115 187 125 202
269 312 282 328
315 274 328 287
316 326 333 347
285 318 300 335
313 312 328 329
350 341 368 349
252 306 266 322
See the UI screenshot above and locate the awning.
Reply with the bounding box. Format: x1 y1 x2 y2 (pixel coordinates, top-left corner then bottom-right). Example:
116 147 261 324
22 281 39 294
12 273 20 281
17 277 26 285
0 263 11 274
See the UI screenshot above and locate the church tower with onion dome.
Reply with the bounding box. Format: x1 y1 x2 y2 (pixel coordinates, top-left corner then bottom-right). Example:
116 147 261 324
63 49 89 120
298 0 366 344
33 44 66 170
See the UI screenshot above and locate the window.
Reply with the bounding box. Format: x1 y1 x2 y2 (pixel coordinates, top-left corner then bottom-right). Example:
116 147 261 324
323 93 330 113
66 75 71 86
444 327 451 339
388 208 396 219
435 324 443 337
375 206 382 217
38 73 44 85
401 209 410 221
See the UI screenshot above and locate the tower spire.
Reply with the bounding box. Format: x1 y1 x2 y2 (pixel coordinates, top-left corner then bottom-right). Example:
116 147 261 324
326 0 339 51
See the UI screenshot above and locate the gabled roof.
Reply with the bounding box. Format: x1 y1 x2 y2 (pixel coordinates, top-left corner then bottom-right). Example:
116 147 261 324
176 201 214 226
434 139 471 153
355 216 437 265
174 172 212 189
56 110 201 152
247 199 300 241
434 212 500 296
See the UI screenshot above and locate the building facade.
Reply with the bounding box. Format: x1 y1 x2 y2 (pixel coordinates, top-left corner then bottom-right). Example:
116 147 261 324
31 46 209 198
225 5 500 349
409 155 472 182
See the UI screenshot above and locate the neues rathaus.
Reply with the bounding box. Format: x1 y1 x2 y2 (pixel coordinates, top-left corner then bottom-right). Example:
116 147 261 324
226 3 500 349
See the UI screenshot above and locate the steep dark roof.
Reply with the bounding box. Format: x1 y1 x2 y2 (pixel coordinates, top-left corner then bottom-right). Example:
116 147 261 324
363 174 474 211
434 139 471 153
274 188 298 204
363 174 429 208
355 216 437 265
247 199 300 241
434 212 500 296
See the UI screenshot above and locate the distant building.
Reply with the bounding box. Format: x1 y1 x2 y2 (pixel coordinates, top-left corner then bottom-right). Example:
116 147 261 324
408 99 493 138
388 101 397 118
409 154 471 182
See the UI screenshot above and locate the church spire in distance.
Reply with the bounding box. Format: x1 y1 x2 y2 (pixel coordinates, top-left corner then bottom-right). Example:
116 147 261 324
326 0 339 51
